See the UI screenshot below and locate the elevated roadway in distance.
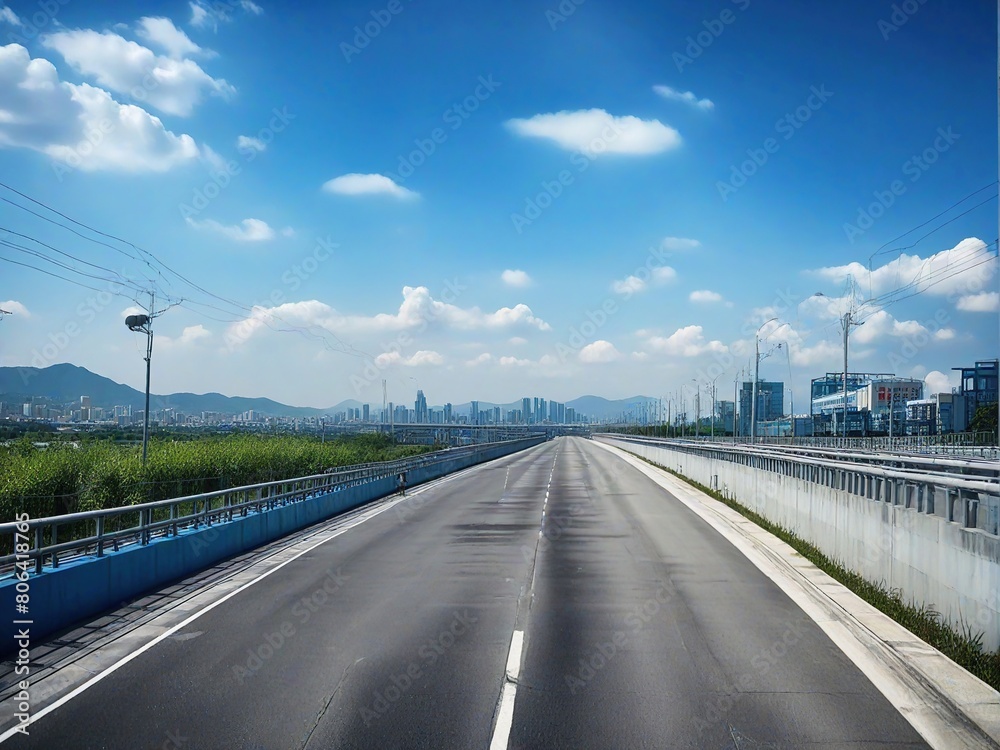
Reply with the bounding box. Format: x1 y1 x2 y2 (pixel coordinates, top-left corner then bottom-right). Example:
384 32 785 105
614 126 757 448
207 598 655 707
4 437 993 748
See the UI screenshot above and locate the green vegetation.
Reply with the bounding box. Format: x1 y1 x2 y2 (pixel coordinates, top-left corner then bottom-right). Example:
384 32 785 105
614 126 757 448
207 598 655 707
0 433 432 521
640 457 1000 692
970 403 998 435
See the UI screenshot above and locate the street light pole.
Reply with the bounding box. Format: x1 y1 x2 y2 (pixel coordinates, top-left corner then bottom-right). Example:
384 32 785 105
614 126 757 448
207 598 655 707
125 291 155 465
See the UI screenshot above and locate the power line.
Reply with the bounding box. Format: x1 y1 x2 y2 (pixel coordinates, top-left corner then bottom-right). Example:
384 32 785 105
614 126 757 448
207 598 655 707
0 180 371 358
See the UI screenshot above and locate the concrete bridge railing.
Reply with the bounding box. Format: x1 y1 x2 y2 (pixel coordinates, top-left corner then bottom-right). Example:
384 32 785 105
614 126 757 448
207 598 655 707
597 434 1000 651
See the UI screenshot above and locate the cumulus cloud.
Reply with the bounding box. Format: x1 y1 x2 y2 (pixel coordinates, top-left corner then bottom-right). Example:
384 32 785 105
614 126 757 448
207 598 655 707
689 290 723 303
505 108 681 156
851 310 956 345
466 353 494 366
646 325 727 357
924 370 958 396
499 356 532 367
501 269 532 287
322 173 417 199
0 44 199 172
653 85 714 111
224 287 551 347
0 300 29 317
956 291 999 312
809 238 996 302
373 350 442 368
508 336 527 345
406 350 444 366
236 134 266 152
612 276 645 295
186 217 276 241
42 29 236 117
135 17 204 59
611 265 676 295
158 324 211 349
578 340 621 363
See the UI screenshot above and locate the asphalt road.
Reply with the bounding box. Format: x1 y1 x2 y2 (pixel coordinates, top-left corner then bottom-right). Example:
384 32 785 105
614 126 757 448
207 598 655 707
9 437 928 749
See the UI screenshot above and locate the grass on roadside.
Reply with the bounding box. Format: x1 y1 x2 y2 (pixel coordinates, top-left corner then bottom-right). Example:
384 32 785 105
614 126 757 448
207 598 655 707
639 456 1000 692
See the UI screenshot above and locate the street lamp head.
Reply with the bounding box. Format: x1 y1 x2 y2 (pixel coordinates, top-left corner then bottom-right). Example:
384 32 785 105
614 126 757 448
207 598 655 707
125 314 150 331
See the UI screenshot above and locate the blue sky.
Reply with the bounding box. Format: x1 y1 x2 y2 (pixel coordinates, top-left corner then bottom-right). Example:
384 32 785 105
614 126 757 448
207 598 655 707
0 0 996 411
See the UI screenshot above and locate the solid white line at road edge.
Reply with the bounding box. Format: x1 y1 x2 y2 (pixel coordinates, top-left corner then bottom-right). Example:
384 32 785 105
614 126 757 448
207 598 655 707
589 439 1000 749
490 630 524 750
0 450 534 744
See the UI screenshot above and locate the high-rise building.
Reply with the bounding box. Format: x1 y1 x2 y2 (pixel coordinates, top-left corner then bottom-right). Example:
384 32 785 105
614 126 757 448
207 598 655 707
469 400 479 425
952 359 998 429
414 390 427 422
717 401 735 433
739 381 784 435
444 403 453 423
522 397 532 424
363 403 370 422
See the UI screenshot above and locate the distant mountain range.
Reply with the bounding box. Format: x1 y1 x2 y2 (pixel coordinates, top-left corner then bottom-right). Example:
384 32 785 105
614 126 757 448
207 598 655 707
0 364 657 421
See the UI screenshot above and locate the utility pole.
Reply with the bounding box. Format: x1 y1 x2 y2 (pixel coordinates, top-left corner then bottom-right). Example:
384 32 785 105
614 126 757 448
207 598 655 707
840 310 863 439
752 334 760 442
125 291 156 464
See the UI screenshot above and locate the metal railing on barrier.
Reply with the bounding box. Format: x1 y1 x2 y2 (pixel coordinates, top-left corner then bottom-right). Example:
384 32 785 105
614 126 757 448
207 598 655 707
596 434 1000 538
0 437 544 578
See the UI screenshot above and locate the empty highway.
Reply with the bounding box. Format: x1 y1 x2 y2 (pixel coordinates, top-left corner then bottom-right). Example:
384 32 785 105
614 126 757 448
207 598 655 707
3 437 929 748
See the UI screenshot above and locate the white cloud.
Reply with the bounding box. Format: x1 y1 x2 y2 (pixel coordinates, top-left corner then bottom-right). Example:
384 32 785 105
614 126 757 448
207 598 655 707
505 108 681 157
0 300 29 317
0 44 199 172
373 350 442 368
849 310 956 346
508 336 527 345
466 353 494 366
406 350 444 366
653 85 714 111
189 0 262 30
120 305 144 318
236 134 266 152
0 7 21 26
136 17 204 59
956 291 999 312
689 290 723 303
924 370 958 396
157 324 212 350
189 2 210 28
186 217 276 241
579 340 621 363
652 266 677 283
612 276 646 295
224 286 551 347
42 29 236 117
281 226 295 237
322 173 417 199
499 356 532 367
501 269 532 287
661 237 700 251
809 238 996 302
647 325 727 357
611 265 676 295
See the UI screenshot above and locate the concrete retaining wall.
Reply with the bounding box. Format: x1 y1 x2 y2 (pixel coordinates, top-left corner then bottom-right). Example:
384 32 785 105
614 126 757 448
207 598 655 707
1 438 544 649
599 436 1000 651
